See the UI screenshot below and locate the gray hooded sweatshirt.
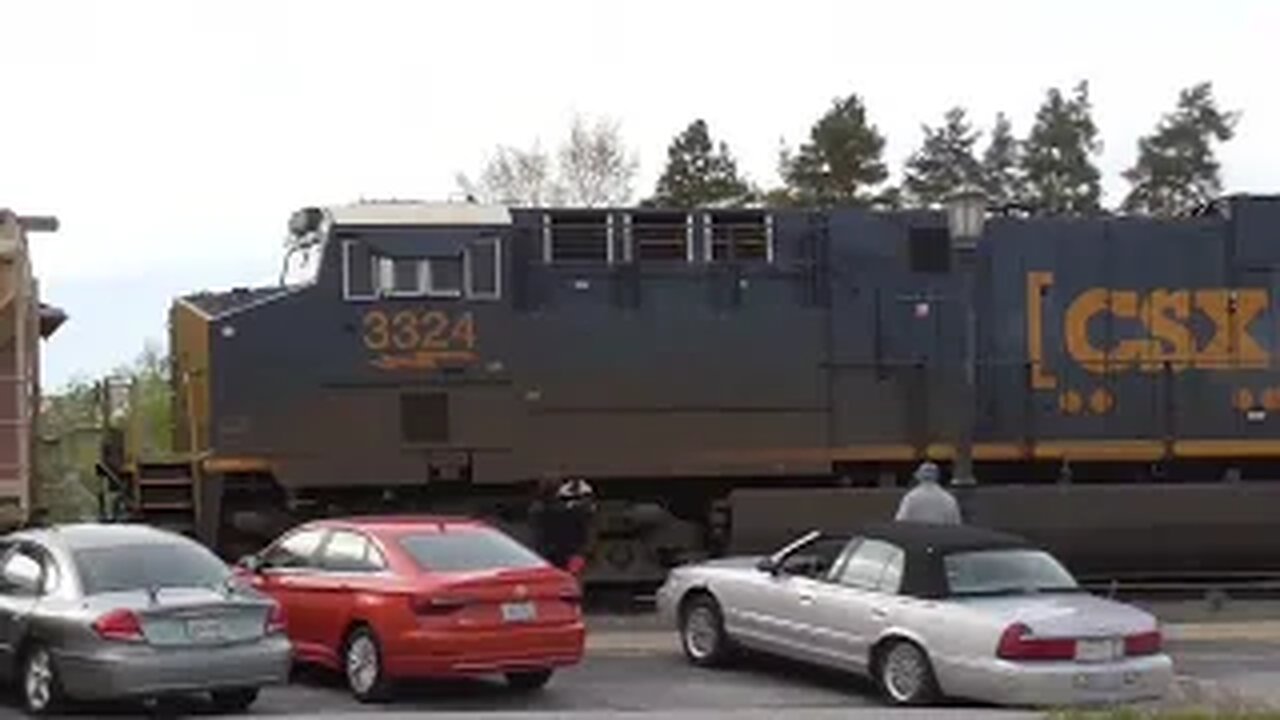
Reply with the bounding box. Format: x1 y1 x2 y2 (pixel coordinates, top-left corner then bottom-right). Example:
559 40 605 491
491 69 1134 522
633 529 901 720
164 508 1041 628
894 462 962 524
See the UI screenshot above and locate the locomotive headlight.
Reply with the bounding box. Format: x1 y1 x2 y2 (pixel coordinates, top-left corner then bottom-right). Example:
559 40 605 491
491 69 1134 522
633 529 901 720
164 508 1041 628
947 188 986 248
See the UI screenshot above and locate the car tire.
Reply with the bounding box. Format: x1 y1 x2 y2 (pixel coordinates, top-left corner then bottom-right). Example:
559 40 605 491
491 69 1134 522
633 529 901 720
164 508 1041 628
877 639 939 706
506 668 553 691
210 687 259 713
18 643 63 716
342 625 391 703
679 593 731 667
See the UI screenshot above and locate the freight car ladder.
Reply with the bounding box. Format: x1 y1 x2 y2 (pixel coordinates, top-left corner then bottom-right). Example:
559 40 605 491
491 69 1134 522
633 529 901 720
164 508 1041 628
131 460 198 538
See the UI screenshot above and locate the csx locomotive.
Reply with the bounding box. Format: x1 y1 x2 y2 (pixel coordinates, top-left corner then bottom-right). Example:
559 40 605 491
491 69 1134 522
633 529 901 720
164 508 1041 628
109 195 1280 584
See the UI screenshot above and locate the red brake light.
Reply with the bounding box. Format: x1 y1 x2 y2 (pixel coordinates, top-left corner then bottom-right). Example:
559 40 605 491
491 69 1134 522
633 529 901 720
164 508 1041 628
93 609 144 643
1124 629 1161 656
265 602 287 635
996 622 1075 661
410 595 466 615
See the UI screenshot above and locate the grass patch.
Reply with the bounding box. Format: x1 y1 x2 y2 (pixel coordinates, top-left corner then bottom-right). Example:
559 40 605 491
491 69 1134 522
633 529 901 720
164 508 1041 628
1048 711 1280 720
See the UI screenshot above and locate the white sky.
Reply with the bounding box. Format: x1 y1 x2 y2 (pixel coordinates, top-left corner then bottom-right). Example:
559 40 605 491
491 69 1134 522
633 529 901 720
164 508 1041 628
3 0 1278 388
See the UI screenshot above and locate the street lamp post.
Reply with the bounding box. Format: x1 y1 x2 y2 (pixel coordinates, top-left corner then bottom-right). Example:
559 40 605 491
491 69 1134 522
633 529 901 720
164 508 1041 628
947 188 986 486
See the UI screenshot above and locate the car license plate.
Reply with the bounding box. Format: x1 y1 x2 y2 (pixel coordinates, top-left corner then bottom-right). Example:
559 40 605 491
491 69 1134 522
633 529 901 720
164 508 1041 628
1080 671 1124 691
1075 638 1118 662
186 617 223 642
501 601 536 623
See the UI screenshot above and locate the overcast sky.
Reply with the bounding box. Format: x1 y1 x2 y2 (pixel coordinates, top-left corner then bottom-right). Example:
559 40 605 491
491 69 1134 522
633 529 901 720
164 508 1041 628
3 0 1278 389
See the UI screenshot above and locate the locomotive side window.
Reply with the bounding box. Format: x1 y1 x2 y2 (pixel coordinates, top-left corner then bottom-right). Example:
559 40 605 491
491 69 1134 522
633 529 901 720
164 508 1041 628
705 210 772 262
465 238 501 299
378 257 423 296
425 256 464 297
342 240 378 300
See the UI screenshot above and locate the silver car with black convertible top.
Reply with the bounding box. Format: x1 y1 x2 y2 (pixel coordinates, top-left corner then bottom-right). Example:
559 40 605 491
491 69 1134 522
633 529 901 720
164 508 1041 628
656 522 1174 708
0 523 291 716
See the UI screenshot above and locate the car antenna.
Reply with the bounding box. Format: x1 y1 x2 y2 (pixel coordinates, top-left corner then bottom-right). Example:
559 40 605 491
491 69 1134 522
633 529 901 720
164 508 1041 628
146 585 159 605
1107 578 1119 600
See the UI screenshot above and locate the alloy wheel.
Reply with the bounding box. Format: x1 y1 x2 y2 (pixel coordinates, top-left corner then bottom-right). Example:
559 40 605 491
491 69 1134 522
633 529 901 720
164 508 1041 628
23 646 55 714
880 641 936 705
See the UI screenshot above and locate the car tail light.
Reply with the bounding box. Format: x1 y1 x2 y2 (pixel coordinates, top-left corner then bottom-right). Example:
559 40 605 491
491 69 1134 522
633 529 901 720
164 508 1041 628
996 622 1075 661
93 609 144 643
410 595 467 616
265 602 287 635
1124 629 1161 656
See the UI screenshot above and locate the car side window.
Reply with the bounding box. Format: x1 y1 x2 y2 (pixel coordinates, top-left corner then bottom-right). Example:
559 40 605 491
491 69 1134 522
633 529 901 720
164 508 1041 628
834 539 904 593
261 528 327 570
320 530 381 572
778 536 849 579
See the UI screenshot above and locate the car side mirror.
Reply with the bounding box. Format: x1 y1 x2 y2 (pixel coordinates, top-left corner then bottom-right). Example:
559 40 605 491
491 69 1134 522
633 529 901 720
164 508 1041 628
236 554 262 573
756 557 779 575
2 554 41 595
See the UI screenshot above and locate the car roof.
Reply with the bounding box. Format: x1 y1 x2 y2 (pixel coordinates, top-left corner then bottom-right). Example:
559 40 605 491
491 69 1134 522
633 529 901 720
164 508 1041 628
857 521 1033 555
307 515 488 534
9 523 197 552
846 522 1041 600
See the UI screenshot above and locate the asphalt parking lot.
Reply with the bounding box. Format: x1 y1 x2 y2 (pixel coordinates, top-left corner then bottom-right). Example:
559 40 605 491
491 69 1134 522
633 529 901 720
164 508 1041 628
1 623 1278 719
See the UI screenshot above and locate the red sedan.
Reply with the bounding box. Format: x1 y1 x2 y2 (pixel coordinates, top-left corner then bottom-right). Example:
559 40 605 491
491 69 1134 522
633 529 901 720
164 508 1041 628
234 515 586 701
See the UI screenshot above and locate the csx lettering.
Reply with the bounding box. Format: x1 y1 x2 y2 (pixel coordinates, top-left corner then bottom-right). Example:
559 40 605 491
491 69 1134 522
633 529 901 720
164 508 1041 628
362 310 476 352
1064 287 1269 373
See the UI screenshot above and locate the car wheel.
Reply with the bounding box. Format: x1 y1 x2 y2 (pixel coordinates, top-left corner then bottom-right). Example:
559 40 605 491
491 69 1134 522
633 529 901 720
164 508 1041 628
343 625 391 703
210 687 259 713
680 593 731 667
877 640 939 706
506 668 553 691
19 643 62 716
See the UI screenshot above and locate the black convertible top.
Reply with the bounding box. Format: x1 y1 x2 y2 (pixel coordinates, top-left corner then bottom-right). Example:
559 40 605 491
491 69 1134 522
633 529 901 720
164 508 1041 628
858 521 1032 555
855 522 1039 599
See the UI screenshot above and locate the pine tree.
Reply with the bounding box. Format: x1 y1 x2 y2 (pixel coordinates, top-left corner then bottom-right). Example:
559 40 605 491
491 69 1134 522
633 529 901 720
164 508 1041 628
902 107 984 208
1121 82 1239 216
647 119 752 208
1020 81 1103 215
780 92 889 206
981 112 1023 208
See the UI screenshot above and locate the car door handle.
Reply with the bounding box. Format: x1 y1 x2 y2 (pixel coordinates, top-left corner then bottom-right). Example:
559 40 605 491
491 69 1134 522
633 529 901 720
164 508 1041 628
798 592 815 604
871 607 888 619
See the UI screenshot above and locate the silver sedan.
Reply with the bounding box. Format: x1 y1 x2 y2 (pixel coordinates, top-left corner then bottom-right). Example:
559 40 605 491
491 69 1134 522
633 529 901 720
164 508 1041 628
0 523 292 715
655 521 1174 708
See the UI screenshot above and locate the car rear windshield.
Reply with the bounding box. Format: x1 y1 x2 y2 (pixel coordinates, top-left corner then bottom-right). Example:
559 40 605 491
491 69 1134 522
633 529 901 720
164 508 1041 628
943 548 1080 597
73 542 230 595
397 527 548 573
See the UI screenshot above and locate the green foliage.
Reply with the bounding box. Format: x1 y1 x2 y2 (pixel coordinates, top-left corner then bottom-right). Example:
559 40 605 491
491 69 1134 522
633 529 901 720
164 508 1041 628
647 119 753 208
1020 81 1103 215
779 92 890 206
1121 82 1240 216
981 112 1025 208
35 339 175 523
902 107 985 208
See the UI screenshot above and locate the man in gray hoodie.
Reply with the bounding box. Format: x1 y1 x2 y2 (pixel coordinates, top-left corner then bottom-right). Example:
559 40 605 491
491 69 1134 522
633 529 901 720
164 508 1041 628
895 461 962 524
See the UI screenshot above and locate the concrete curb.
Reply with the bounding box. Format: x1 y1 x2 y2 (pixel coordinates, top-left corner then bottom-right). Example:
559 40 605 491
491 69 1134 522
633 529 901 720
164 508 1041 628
1166 620 1280 642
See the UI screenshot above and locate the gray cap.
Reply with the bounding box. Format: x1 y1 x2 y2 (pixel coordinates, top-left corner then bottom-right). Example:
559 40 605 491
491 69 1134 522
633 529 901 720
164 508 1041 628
914 461 940 484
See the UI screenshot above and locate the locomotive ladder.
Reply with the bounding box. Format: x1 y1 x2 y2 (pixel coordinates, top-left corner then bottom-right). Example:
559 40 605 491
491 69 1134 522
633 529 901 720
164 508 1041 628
130 459 198 538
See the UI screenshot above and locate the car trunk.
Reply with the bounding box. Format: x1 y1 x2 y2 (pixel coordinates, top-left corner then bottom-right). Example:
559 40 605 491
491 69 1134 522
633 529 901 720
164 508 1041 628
410 566 579 630
955 592 1161 663
955 593 1154 638
86 587 272 647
